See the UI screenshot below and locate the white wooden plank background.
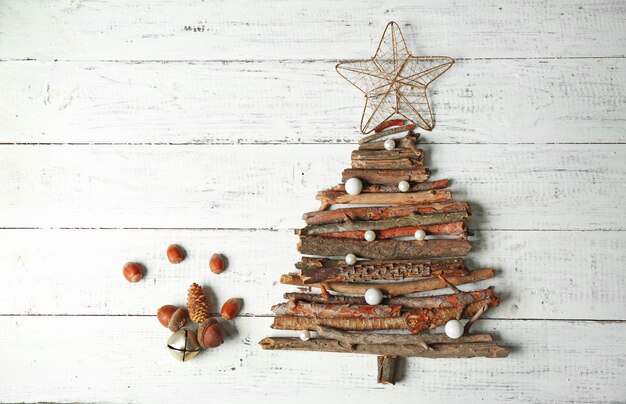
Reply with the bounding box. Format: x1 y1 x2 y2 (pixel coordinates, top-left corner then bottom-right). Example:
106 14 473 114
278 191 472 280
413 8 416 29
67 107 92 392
1 1 625 403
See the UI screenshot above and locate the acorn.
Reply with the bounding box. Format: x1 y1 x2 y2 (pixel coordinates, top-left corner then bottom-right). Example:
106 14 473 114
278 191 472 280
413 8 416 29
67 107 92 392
221 298 243 320
167 244 185 264
157 305 189 332
197 318 224 349
157 305 177 328
123 262 144 283
209 253 226 274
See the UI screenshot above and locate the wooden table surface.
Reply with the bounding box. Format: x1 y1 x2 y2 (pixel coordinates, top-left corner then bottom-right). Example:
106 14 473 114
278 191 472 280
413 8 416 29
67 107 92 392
1 1 625 402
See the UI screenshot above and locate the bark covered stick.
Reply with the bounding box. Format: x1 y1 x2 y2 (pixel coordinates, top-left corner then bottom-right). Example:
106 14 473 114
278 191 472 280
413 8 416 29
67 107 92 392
342 168 430 185
298 237 472 260
377 355 398 385
258 337 508 358
298 211 467 235
271 301 402 318
316 189 452 211
359 124 418 144
352 149 424 161
315 326 493 345
298 257 468 283
327 179 448 194
352 158 422 169
358 133 421 150
280 268 496 297
314 222 467 240
302 202 471 226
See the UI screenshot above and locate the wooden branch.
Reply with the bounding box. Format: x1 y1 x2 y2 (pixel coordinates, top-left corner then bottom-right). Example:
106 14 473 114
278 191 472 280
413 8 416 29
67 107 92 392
298 211 467 235
359 124 418 144
404 299 498 334
284 292 368 305
387 287 498 310
297 258 468 283
271 302 402 318
352 149 424 161
358 133 420 151
280 268 496 297
352 158 422 169
342 168 430 185
297 237 472 260
314 222 468 240
377 355 398 385
259 337 509 358
315 326 493 345
302 202 471 226
327 179 448 194
315 189 452 210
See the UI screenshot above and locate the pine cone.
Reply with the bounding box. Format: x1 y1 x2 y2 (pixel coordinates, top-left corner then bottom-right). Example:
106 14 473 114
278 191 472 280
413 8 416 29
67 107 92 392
187 283 210 324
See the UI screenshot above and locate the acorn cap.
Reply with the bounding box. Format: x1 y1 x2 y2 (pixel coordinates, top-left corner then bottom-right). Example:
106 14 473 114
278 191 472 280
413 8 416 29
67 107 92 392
168 307 188 332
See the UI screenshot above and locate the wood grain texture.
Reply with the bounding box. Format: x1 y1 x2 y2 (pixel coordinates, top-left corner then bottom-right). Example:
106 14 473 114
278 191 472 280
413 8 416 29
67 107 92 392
1 229 624 320
0 144 623 229
1 0 625 61
1 59 625 144
0 316 624 403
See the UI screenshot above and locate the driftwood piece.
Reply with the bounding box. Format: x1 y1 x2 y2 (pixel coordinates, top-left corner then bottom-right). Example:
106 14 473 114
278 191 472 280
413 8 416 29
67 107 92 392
302 202 471 226
280 268 496 297
298 211 467 236
352 149 424 161
342 168 430 185
377 355 398 385
271 301 402 318
259 338 509 358
316 189 452 210
298 237 472 260
358 133 421 150
352 158 422 169
284 292 368 305
315 222 468 240
327 179 448 194
359 124 418 144
297 258 468 283
315 326 493 345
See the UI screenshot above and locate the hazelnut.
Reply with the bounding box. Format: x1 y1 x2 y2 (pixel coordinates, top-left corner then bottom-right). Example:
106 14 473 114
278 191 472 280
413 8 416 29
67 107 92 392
123 262 144 283
210 253 226 274
168 307 188 332
221 298 243 320
157 305 177 328
167 244 185 264
197 318 224 349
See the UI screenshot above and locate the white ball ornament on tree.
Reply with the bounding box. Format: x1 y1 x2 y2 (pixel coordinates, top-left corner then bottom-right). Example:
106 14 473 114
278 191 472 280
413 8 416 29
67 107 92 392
364 288 383 305
414 229 426 241
444 319 464 339
345 253 357 265
383 139 396 150
364 230 376 241
299 330 311 341
398 180 410 192
345 177 363 195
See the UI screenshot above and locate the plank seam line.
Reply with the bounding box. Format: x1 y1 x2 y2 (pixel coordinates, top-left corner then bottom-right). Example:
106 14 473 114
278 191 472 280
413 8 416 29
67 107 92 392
0 227 624 232
2 142 626 146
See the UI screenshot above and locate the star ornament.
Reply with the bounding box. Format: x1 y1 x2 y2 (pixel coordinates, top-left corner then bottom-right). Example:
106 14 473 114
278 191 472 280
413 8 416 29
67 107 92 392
336 22 454 134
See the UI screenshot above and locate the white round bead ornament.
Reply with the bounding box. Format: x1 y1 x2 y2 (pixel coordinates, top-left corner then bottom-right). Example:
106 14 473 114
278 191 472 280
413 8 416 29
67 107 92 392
444 319 464 339
345 177 363 195
414 229 426 241
345 253 357 265
383 139 396 151
364 288 383 305
364 230 376 241
299 330 311 341
398 180 410 192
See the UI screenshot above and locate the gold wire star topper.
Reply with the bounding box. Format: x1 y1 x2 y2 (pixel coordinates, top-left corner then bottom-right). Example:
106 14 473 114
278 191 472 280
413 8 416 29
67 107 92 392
336 21 454 135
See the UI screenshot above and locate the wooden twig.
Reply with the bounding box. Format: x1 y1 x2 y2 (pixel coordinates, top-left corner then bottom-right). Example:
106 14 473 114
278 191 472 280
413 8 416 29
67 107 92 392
284 292 367 305
464 302 490 335
359 124 418 144
352 149 424 161
377 355 398 385
342 168 430 185
259 337 509 358
297 258 468 283
352 158 422 169
314 222 468 240
315 326 493 345
280 268 496 297
271 302 402 318
358 133 421 151
298 211 467 236
298 237 472 260
315 189 451 209
327 179 448 194
302 202 471 226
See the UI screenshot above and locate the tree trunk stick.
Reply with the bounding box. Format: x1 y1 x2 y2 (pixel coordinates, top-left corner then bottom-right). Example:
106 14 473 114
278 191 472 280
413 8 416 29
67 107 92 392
297 258 467 283
358 133 421 150
298 237 472 260
352 149 424 161
280 268 496 297
352 158 423 169
359 124 418 144
259 337 508 358
298 211 466 235
377 355 398 385
342 168 430 185
271 302 402 318
315 189 452 210
302 202 471 226
314 222 467 240
327 179 448 194
315 326 493 345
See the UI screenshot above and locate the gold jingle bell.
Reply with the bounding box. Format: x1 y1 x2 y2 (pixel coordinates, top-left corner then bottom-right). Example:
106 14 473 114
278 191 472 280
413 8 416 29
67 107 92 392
167 328 201 362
